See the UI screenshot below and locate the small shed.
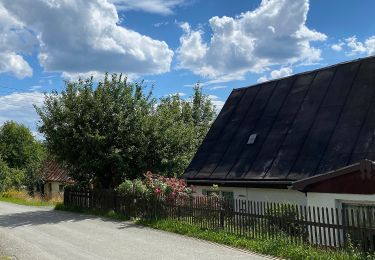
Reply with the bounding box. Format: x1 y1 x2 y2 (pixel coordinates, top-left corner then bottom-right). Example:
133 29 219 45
42 159 73 198
292 159 375 208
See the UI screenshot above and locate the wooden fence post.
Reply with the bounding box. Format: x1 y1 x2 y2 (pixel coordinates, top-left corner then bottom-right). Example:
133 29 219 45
113 190 117 212
220 202 225 229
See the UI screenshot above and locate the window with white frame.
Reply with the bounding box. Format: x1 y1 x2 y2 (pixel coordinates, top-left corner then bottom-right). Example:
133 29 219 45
202 189 234 200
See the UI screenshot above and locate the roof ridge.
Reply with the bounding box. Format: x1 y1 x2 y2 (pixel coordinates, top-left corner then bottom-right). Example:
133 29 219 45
233 55 375 91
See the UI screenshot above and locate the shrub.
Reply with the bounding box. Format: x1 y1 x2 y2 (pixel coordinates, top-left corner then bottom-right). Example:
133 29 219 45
116 172 194 199
265 204 308 240
144 171 194 198
0 157 25 192
116 179 149 197
116 180 133 196
133 179 149 196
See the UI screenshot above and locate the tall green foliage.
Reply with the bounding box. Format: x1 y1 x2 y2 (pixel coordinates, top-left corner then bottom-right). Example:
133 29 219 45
0 156 25 192
36 74 215 188
144 88 214 177
0 121 45 192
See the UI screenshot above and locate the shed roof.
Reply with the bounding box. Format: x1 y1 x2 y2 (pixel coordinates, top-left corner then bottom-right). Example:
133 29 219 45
42 159 73 183
291 159 375 194
184 56 375 187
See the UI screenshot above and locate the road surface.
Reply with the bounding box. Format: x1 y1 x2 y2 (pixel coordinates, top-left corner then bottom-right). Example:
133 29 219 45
0 201 271 260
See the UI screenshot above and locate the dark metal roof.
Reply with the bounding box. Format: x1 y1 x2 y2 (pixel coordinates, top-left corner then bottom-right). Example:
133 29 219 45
184 56 375 186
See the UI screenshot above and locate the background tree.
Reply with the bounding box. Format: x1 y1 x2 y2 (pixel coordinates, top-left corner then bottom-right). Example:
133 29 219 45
0 121 46 192
0 156 25 192
36 74 215 188
191 84 216 141
144 88 214 176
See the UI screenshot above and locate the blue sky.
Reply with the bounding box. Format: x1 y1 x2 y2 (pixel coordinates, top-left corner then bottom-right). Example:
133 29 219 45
0 0 375 137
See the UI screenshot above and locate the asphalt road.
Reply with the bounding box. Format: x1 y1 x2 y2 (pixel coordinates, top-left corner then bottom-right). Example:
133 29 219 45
0 201 270 260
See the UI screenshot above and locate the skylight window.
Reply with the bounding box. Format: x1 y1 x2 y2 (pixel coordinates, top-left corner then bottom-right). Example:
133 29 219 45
247 133 257 144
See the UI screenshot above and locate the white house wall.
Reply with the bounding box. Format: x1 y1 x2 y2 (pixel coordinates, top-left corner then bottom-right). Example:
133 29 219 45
44 181 63 198
194 186 375 207
194 185 307 205
307 193 375 246
307 192 375 209
194 186 375 247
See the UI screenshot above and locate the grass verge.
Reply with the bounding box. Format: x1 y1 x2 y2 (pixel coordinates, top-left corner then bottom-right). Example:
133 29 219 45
136 219 373 260
0 189 60 207
0 256 13 260
0 195 56 207
54 203 129 221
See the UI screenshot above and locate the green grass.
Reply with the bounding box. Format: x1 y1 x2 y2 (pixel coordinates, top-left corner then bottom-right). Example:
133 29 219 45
54 203 129 221
136 219 374 260
0 196 56 207
0 248 12 260
0 256 12 260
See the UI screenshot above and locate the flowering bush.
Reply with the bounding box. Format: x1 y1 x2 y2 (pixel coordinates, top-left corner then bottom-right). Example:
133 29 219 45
116 172 195 199
144 171 194 198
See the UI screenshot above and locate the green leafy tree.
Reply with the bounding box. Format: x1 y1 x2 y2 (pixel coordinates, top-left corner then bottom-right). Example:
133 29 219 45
0 121 45 191
36 74 215 188
191 84 216 141
144 88 214 176
0 156 25 192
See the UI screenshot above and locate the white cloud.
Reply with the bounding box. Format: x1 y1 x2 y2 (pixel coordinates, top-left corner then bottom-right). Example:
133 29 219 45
331 43 343 52
0 91 44 136
270 67 293 79
196 72 247 86
345 36 367 56
61 71 107 82
1 0 174 77
329 36 375 57
183 74 242 89
167 92 186 97
257 76 268 83
111 0 185 15
154 22 169 27
208 94 219 100
0 52 32 79
176 0 326 80
62 71 140 83
366 36 375 55
0 3 36 78
257 67 293 83
209 85 227 90
29 85 43 91
330 35 375 57
208 94 225 112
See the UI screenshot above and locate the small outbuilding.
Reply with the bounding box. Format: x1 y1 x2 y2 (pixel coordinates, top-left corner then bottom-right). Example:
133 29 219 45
41 159 73 198
292 159 375 209
184 55 375 209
